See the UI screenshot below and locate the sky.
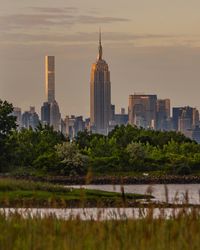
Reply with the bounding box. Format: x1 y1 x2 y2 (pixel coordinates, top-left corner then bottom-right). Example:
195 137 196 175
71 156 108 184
1 0 200 117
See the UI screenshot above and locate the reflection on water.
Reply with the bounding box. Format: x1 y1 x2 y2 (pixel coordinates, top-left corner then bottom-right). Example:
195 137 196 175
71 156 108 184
66 184 200 204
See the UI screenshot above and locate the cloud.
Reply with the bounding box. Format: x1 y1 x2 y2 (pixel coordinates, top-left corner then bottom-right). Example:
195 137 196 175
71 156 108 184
29 7 78 13
0 14 75 30
0 31 190 47
0 9 130 32
77 15 130 24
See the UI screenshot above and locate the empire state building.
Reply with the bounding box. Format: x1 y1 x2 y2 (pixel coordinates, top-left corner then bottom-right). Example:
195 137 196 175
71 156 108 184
90 32 111 135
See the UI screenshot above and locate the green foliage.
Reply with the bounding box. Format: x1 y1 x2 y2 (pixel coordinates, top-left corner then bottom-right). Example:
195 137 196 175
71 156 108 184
175 165 192 175
55 142 88 176
0 100 16 138
0 100 17 169
33 152 59 172
7 125 66 167
1 100 200 176
91 156 121 173
0 178 150 208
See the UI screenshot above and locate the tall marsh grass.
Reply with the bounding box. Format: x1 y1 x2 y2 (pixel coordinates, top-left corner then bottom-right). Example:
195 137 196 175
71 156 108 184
0 209 200 250
0 178 69 192
0 178 200 249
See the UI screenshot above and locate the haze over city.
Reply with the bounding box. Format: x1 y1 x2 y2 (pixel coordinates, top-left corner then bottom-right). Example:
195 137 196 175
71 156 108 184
1 0 200 117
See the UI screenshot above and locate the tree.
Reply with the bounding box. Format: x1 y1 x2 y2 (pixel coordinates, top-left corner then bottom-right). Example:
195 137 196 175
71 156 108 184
0 100 17 169
0 100 16 138
55 142 88 176
8 124 66 167
126 142 147 171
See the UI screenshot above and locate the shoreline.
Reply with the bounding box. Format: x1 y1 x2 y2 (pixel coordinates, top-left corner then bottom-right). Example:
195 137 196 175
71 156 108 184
1 201 200 209
6 174 200 185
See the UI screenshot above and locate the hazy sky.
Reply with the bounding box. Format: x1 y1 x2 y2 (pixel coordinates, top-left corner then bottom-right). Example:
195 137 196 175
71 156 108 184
1 0 200 117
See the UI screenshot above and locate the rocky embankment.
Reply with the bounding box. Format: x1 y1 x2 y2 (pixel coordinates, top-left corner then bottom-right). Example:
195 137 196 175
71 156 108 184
7 175 200 185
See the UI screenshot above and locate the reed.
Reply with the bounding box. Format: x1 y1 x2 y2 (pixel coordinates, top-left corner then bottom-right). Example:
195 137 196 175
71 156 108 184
0 178 199 249
0 208 200 250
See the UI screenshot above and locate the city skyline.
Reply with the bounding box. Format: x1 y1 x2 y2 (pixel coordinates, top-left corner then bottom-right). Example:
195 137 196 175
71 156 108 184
1 1 200 117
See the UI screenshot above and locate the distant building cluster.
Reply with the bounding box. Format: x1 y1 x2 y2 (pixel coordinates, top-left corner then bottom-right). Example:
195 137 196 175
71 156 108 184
11 32 200 143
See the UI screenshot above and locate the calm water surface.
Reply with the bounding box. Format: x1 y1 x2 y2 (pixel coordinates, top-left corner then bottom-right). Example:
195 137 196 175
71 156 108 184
66 184 200 204
2 184 200 220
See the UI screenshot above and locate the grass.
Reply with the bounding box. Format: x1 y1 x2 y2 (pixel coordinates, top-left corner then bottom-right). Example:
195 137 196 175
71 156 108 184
0 179 200 249
0 178 152 208
0 210 200 250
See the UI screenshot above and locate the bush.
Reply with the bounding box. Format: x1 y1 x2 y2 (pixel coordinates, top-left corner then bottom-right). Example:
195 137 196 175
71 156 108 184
33 152 60 172
91 156 121 173
55 142 88 176
175 165 192 175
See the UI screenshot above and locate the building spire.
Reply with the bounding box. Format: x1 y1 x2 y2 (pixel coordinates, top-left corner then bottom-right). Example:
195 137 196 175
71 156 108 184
98 28 103 60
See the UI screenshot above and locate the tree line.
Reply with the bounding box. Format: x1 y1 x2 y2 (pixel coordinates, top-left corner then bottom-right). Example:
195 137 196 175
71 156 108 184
1 99 200 176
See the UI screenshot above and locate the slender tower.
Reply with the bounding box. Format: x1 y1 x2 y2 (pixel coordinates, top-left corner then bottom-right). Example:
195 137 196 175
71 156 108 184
43 55 61 131
90 31 111 135
45 56 55 103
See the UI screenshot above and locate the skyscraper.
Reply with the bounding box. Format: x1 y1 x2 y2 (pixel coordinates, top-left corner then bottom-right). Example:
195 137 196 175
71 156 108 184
90 31 111 135
42 55 61 131
12 107 22 129
45 56 55 103
22 107 39 130
41 102 50 126
128 94 157 129
156 99 171 130
172 106 199 134
50 100 61 131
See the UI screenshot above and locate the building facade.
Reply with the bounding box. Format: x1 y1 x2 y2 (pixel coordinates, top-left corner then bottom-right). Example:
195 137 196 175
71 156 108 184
128 94 157 129
41 102 50 126
172 106 199 132
42 55 61 131
45 56 55 103
22 107 39 130
65 115 85 140
50 100 61 131
156 99 171 130
90 32 111 135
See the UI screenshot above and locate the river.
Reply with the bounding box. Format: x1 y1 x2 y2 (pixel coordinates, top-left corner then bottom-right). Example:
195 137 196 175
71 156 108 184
66 184 200 204
2 184 200 220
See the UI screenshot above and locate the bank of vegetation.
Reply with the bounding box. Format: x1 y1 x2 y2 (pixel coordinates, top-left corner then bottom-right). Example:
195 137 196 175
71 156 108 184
0 178 151 208
1 100 200 177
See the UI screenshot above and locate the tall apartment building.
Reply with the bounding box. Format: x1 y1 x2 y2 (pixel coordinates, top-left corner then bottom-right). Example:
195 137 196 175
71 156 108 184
65 115 85 140
50 100 61 131
128 94 157 129
45 56 55 103
41 102 50 126
22 107 39 130
115 108 128 126
156 99 171 130
172 106 199 132
42 56 61 131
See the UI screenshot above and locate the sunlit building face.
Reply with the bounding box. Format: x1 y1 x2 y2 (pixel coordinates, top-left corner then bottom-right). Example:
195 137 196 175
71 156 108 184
90 32 111 135
45 56 55 103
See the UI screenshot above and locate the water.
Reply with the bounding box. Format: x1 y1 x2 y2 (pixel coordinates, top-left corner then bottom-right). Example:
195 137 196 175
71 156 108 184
2 184 200 220
66 184 200 204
